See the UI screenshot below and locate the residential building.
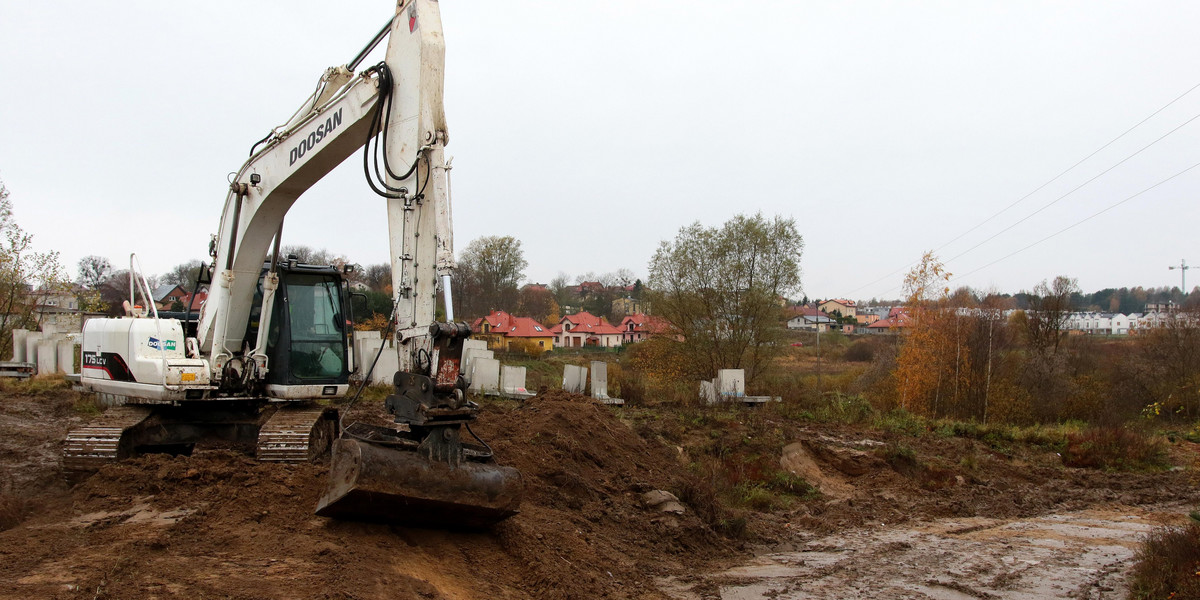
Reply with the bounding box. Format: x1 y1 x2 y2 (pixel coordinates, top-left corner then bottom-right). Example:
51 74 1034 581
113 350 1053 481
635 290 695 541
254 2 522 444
787 314 838 332
618 313 676 343
551 311 623 348
611 297 647 318
855 313 880 325
818 299 857 318
471 310 555 352
865 313 912 335
152 284 190 311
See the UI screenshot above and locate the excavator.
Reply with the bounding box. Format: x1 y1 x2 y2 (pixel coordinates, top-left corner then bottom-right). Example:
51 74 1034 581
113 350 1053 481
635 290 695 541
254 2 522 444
66 0 522 529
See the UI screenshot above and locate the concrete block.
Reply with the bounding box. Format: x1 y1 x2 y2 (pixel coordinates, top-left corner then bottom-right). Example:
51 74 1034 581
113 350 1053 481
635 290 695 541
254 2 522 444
57 339 78 375
37 338 59 374
699 380 717 405
352 330 385 374
590 361 623 405
500 365 534 398
562 364 588 394
461 348 493 378
12 329 28 362
25 331 43 369
358 338 398 385
469 357 500 394
716 369 745 398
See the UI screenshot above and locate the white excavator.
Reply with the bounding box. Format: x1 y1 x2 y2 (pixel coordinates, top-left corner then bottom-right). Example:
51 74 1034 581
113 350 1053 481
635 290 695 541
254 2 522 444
66 0 522 528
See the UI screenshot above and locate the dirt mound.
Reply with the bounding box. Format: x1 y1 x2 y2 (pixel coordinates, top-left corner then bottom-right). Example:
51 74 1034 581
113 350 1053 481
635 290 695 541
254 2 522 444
775 428 1200 537
0 392 732 599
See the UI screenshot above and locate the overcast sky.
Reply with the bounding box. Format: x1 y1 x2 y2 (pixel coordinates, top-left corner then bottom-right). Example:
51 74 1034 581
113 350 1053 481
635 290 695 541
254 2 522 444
3 1 1200 302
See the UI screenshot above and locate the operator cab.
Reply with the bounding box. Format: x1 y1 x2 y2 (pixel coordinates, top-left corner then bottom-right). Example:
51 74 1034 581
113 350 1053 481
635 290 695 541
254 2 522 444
246 262 353 390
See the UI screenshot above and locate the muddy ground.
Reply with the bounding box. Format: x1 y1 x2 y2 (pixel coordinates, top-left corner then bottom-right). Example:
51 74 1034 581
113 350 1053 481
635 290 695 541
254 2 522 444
1 385 1198 599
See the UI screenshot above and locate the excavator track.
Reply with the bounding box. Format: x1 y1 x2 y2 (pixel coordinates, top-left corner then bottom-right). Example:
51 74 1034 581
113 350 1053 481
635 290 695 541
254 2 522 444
63 405 154 473
257 406 338 462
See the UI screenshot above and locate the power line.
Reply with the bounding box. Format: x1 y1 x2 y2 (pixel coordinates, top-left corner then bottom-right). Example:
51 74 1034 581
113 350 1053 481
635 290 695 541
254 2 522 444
845 80 1200 298
935 80 1200 255
950 159 1200 284
865 159 1200 299
943 109 1200 265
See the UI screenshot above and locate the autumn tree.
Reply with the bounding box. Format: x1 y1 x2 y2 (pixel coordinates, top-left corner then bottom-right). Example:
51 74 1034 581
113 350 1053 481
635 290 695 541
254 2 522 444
894 252 966 416
360 263 391 293
517 285 558 323
0 178 67 354
455 235 527 318
647 213 803 382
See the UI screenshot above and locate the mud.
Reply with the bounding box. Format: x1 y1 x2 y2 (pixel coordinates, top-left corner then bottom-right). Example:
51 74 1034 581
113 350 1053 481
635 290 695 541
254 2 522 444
0 390 727 599
0 387 1197 599
658 504 1194 599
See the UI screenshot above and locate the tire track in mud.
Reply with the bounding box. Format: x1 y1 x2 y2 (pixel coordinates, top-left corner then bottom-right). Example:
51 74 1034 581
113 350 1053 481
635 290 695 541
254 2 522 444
658 504 1191 600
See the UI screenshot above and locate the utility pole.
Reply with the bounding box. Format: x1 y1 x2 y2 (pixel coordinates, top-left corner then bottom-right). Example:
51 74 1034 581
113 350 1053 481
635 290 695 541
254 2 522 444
1169 259 1191 294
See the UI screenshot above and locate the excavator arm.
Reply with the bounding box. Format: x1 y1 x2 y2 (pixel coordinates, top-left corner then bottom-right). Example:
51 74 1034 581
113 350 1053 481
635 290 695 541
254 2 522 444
198 0 520 527
198 0 456 391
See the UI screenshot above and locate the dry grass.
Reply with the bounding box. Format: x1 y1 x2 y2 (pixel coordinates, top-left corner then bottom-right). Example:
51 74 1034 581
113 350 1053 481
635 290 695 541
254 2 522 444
1061 426 1169 471
1129 521 1200 600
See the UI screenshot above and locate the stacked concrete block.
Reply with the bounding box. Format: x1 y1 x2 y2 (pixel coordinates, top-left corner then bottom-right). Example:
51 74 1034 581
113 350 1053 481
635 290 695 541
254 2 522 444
461 342 493 380
469 357 500 394
357 337 399 385
716 369 746 398
351 330 381 373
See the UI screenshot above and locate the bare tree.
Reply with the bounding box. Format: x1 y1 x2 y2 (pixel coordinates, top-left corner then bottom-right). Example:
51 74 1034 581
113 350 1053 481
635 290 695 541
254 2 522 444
77 255 112 289
159 259 206 288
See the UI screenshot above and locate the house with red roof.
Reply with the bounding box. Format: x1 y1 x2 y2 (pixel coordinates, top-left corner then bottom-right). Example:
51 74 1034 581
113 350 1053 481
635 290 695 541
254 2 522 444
865 312 913 335
550 311 623 348
471 310 554 353
618 313 678 344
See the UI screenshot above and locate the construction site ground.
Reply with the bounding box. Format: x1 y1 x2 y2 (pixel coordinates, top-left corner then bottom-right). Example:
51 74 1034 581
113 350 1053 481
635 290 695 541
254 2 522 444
1 384 1198 599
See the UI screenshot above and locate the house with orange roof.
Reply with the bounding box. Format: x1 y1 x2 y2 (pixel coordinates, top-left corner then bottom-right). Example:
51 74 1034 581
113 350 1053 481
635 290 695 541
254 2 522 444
550 311 623 348
865 312 912 335
618 313 678 344
471 310 554 353
818 299 857 318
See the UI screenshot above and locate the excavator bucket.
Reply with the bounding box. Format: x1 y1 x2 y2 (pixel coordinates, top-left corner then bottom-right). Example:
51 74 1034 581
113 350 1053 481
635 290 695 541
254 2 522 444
315 437 523 529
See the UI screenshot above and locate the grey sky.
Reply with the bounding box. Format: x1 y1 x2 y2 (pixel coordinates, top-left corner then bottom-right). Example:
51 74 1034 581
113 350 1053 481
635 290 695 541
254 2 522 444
2 1 1199 302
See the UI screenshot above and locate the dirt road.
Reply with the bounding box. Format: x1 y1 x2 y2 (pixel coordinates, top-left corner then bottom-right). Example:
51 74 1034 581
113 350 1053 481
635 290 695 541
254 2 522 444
2 384 1198 599
658 504 1192 600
